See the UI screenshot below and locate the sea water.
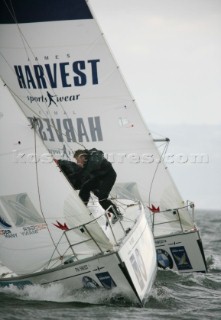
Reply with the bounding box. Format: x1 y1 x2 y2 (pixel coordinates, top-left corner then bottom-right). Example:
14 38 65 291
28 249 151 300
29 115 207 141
0 210 220 320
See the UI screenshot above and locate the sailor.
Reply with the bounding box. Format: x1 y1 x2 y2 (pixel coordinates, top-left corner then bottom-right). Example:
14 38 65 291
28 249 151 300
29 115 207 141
54 156 83 190
74 148 122 223
55 148 122 223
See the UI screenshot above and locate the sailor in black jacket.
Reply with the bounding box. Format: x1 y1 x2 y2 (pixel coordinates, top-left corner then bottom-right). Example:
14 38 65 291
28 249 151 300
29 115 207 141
75 149 122 222
55 149 122 222
55 158 83 190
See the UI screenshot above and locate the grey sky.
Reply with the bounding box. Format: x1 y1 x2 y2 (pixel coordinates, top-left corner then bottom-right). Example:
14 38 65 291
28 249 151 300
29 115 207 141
90 0 221 210
90 0 221 125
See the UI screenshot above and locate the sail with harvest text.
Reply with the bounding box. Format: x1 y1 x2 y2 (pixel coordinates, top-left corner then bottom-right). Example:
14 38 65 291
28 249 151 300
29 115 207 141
0 0 194 235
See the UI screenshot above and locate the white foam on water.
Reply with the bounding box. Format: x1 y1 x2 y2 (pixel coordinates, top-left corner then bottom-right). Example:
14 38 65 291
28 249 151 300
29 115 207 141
0 282 136 306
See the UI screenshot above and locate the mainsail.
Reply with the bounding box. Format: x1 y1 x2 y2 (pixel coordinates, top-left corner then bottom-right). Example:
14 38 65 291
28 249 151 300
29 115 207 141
0 0 193 248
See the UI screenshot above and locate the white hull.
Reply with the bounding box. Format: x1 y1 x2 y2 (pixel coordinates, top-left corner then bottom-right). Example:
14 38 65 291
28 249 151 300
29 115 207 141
0 203 156 305
155 229 207 273
149 203 207 273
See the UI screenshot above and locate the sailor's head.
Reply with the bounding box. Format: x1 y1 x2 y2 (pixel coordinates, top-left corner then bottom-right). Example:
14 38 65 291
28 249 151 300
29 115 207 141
74 149 88 167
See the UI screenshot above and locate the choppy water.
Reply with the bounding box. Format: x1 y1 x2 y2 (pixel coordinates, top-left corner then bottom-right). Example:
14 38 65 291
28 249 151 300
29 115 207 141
1 210 220 319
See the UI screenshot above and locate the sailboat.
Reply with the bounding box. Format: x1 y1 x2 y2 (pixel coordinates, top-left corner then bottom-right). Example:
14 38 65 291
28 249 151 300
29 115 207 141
0 1 206 303
0 0 157 305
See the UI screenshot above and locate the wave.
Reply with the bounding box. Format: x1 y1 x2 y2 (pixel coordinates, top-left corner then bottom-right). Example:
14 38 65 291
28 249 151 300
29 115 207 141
0 282 139 307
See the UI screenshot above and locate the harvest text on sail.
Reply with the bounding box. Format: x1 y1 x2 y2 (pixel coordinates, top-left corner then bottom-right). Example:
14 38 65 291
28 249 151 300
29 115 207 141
14 59 100 88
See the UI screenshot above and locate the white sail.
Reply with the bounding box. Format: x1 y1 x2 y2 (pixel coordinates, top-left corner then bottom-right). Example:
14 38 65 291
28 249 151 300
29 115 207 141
0 0 193 243
0 78 113 275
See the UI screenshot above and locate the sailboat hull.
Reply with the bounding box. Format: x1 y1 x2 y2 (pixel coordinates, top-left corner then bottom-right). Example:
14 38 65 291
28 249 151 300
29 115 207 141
0 211 156 305
155 229 207 273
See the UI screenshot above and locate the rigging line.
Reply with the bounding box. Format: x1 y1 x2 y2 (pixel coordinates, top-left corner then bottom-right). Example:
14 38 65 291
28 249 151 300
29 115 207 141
2 3 86 153
0 53 50 119
156 142 168 149
3 82 85 150
5 0 43 73
4 0 47 119
0 55 76 155
3 81 51 119
3 0 16 22
0 145 38 157
148 140 169 207
45 232 66 269
47 238 77 269
32 118 62 258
